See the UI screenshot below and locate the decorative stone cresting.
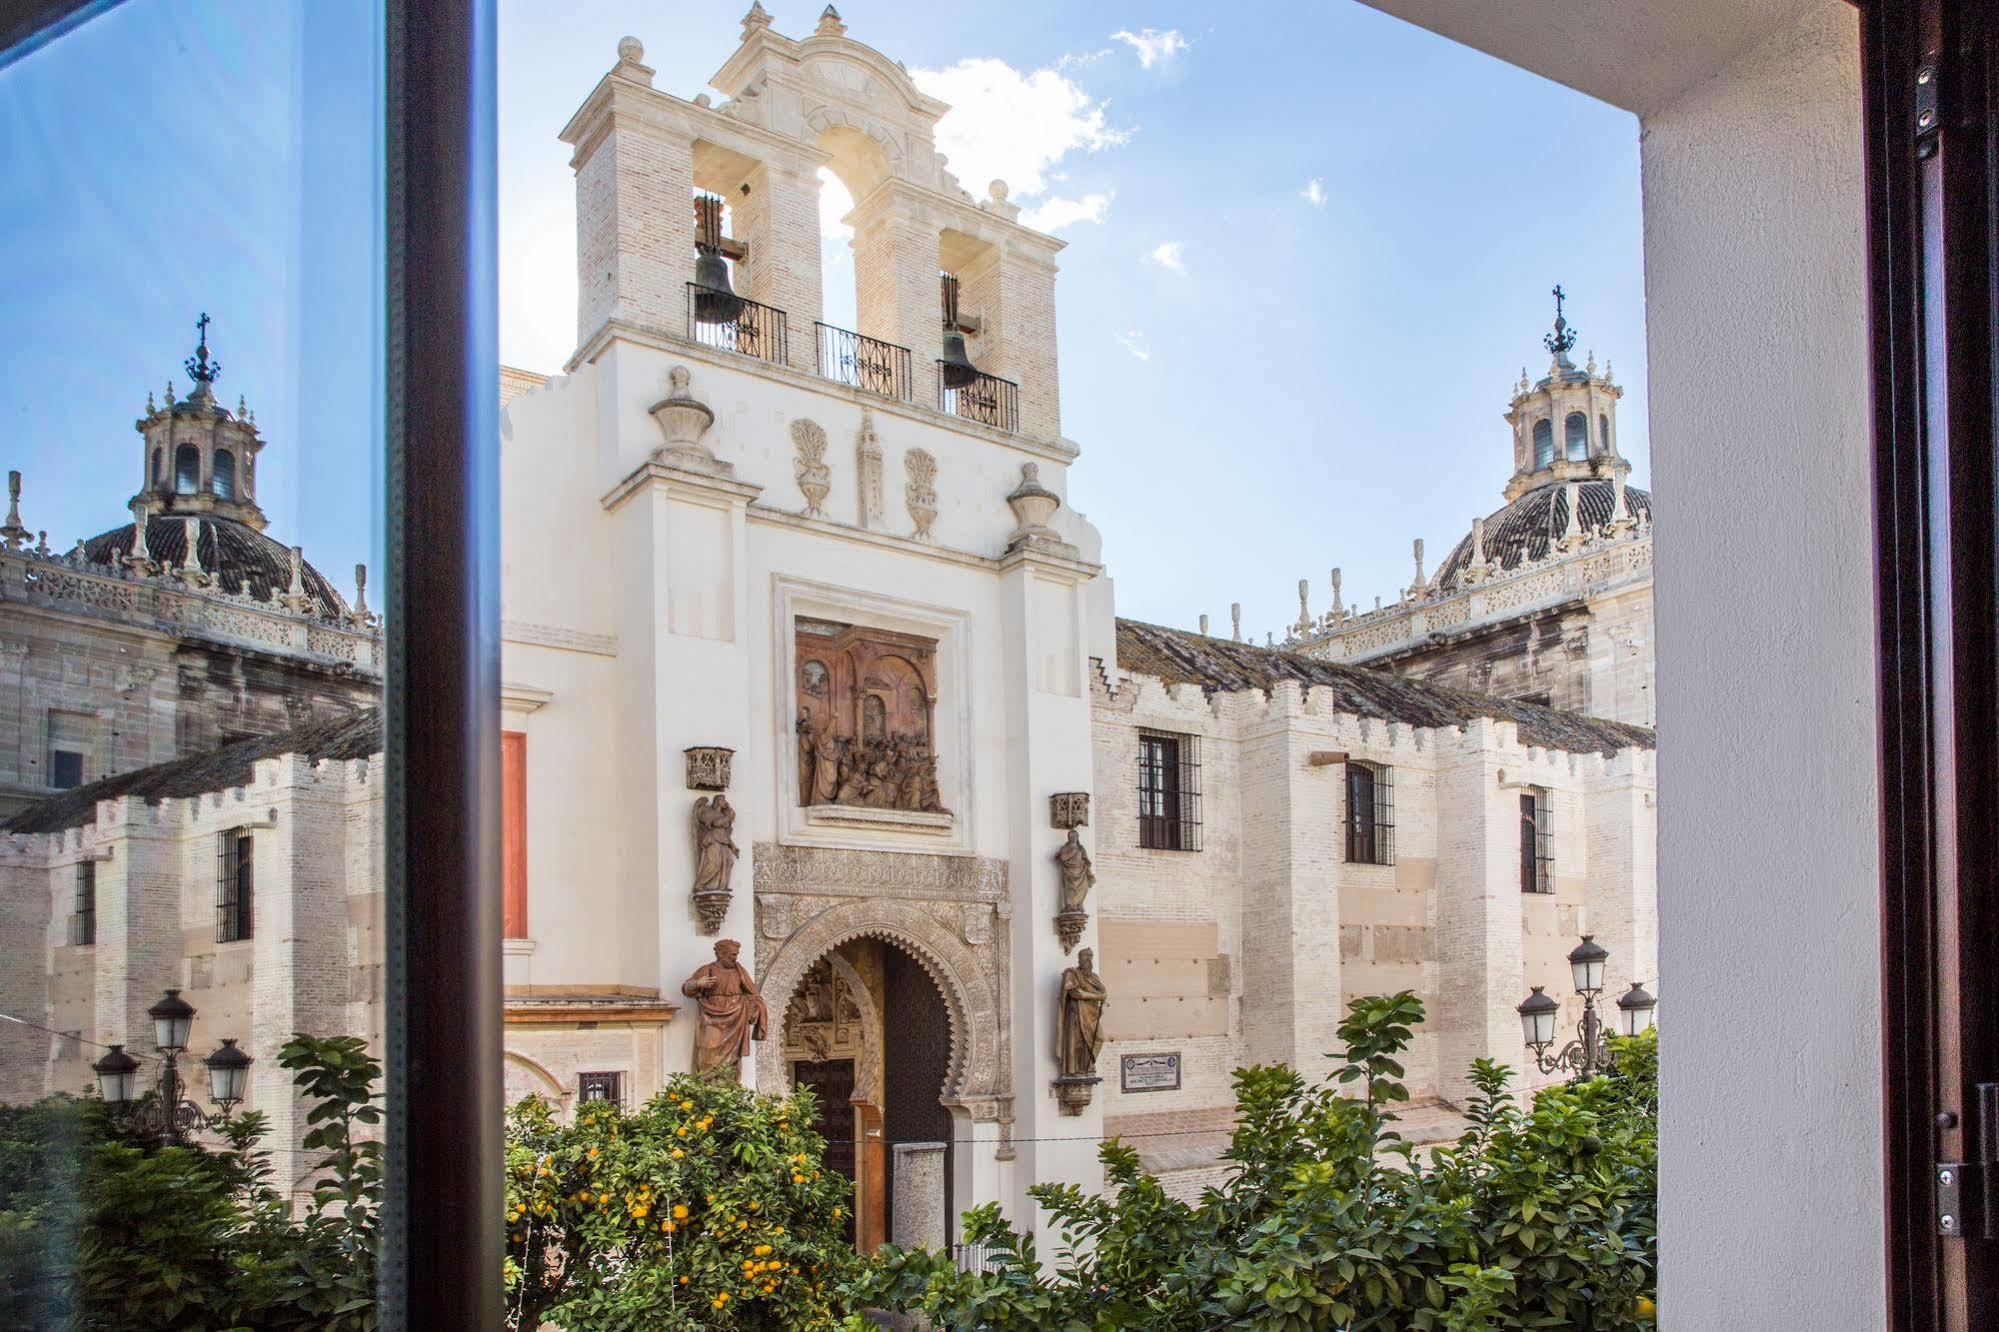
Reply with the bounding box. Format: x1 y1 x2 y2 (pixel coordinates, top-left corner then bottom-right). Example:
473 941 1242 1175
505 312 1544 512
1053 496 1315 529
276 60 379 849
790 419 830 518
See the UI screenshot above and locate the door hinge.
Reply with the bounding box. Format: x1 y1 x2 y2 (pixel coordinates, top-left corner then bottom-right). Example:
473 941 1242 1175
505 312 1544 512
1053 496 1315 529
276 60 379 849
1938 1084 1999 1238
1916 55 1941 159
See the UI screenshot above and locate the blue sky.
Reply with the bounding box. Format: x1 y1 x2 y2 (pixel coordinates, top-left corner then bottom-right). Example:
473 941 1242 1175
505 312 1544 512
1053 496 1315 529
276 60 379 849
3 1 1643 643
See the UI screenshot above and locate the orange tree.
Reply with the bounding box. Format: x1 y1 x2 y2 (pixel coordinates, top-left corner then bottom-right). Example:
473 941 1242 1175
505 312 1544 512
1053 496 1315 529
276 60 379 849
503 1073 867 1330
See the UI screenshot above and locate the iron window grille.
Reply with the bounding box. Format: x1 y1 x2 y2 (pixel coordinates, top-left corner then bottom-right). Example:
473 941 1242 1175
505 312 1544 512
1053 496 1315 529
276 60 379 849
216 830 254 943
578 1071 625 1107
1519 790 1553 894
69 860 96 946
1345 761 1396 865
816 322 913 401
1137 730 1203 851
684 283 789 366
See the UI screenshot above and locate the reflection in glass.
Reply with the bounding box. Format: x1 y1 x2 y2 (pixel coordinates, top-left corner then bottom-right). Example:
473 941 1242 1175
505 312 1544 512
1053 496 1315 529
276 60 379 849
0 2 386 1324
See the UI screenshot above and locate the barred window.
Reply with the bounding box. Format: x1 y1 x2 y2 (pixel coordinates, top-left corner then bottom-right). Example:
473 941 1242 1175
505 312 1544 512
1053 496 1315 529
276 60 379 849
69 861 96 947
578 1071 625 1106
1345 761 1395 865
1520 791 1553 894
1137 730 1202 851
217 831 254 943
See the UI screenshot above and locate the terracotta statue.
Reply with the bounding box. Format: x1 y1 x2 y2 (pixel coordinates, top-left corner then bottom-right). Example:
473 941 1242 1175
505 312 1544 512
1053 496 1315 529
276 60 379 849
796 711 840 806
692 794 738 895
681 939 767 1082
1055 827 1094 914
1056 948 1108 1079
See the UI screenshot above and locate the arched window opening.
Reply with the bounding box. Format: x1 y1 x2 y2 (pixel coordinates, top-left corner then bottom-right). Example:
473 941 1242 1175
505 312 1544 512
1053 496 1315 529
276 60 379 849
174 445 200 494
211 449 236 500
151 447 164 485
1565 412 1589 460
1599 413 1611 456
1532 419 1555 468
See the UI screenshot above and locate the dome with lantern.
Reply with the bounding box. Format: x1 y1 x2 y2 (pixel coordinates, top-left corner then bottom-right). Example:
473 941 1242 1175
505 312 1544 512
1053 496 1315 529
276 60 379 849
79 315 352 621
1432 288 1649 595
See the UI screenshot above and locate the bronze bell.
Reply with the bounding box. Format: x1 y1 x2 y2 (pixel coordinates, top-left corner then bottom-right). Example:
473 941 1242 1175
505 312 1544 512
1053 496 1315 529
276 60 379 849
939 326 980 388
938 272 980 388
692 249 743 325
692 194 743 325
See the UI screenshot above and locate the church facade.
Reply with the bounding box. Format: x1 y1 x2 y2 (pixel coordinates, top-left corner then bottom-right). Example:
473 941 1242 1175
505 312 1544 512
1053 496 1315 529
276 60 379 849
0 7 1658 1240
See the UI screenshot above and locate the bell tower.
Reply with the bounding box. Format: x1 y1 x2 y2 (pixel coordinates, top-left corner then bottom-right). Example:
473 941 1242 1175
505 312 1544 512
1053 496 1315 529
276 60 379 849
133 314 269 531
1501 287 1626 502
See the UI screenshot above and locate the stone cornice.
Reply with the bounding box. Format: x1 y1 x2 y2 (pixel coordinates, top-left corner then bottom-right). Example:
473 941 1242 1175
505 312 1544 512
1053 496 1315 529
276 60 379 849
566 320 1082 463
747 503 1102 579
600 457 765 515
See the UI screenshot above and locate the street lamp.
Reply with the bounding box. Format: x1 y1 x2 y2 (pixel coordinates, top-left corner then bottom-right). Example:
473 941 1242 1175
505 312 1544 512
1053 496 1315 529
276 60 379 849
91 989 252 1143
1516 936 1654 1080
1615 981 1658 1038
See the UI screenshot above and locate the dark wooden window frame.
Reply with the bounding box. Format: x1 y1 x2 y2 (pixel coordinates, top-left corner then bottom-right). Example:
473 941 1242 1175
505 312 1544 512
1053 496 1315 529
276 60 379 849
216 830 254 943
1137 730 1202 851
1345 760 1395 866
69 859 95 947
1863 0 1999 1324
1518 790 1551 895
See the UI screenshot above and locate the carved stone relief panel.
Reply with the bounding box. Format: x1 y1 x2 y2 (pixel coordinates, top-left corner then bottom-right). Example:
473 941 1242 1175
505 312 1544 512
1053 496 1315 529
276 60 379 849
904 448 938 542
793 618 947 815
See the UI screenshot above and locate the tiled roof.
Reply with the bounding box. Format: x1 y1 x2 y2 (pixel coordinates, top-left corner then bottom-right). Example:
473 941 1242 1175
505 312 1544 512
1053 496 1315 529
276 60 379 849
5 707 381 835
1434 479 1652 593
1113 619 1654 755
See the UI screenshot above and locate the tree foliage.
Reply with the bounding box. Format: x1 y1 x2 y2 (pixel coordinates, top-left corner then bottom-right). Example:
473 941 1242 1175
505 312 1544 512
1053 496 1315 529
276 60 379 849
855 993 1658 1330
0 1034 382 1331
503 1074 868 1331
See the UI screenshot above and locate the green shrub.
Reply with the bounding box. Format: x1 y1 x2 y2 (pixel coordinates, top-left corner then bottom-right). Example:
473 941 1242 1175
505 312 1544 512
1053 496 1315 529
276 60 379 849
854 994 1658 1331
503 1074 869 1331
0 1034 381 1332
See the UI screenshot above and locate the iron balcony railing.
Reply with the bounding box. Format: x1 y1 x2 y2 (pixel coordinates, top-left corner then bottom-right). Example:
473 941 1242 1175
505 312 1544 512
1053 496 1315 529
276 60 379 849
684 283 789 366
815 323 914 402
937 363 1020 434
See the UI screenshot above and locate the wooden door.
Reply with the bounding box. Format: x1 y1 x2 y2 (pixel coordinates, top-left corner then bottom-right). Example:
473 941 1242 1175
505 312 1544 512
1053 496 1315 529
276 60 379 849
792 1058 857 1242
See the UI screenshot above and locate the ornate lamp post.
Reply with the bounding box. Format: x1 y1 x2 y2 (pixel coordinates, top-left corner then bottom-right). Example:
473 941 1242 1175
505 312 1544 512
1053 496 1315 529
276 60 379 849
91 988 252 1144
1515 935 1653 1080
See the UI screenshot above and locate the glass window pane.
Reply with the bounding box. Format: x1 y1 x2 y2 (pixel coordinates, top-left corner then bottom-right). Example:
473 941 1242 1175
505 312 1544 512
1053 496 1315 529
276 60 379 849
1 3 387 1323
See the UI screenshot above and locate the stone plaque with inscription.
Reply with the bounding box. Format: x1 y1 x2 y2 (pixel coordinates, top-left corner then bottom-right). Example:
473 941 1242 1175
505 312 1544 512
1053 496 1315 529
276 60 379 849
1119 1052 1181 1094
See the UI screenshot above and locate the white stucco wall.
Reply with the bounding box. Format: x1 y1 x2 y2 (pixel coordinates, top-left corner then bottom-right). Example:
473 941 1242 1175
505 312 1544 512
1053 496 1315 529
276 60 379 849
1641 7 1880 1325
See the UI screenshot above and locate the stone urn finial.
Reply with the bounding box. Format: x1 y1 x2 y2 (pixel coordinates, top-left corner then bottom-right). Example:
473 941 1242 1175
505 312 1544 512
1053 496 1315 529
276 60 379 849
648 365 728 474
1004 463 1062 546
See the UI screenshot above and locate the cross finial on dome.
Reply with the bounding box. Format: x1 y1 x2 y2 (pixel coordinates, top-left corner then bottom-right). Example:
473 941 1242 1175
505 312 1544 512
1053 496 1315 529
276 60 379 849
1543 285 1577 360
184 313 221 389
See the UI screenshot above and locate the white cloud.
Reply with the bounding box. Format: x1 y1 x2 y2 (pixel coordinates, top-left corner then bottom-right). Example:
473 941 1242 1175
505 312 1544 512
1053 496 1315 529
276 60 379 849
1057 47 1114 71
1115 330 1151 362
1020 191 1113 233
912 58 1129 202
1146 241 1186 275
1111 28 1189 70
1301 178 1327 208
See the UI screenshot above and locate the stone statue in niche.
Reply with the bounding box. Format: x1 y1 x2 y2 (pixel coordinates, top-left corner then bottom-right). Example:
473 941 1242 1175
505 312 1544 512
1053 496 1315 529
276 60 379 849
793 617 950 816
690 794 738 933
1053 827 1094 953
1054 948 1108 1114
682 939 767 1082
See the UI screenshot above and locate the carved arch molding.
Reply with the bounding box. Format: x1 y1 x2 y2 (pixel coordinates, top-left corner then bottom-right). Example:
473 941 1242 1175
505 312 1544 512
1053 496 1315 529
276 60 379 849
753 849 1011 1121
